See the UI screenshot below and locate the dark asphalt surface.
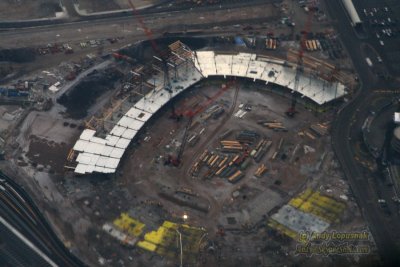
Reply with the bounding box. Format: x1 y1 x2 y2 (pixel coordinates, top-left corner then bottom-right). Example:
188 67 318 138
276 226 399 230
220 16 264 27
0 0 272 28
325 0 400 266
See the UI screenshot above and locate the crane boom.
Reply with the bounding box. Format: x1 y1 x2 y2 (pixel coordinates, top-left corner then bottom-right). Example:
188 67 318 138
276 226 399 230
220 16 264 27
126 0 161 57
286 8 314 117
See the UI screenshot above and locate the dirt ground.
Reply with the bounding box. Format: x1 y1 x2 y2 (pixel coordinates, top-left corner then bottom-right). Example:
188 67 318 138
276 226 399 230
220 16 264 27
98 78 368 265
77 0 161 13
0 0 61 20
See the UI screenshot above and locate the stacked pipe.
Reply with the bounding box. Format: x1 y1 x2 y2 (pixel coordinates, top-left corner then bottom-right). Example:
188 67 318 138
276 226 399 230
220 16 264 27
190 149 209 176
220 140 243 153
236 130 258 143
310 123 328 136
253 140 272 163
271 138 284 160
188 134 200 147
254 164 267 177
228 170 244 183
240 158 252 170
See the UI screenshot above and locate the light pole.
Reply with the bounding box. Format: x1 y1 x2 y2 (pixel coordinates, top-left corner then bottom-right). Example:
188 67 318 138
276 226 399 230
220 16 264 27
175 228 183 267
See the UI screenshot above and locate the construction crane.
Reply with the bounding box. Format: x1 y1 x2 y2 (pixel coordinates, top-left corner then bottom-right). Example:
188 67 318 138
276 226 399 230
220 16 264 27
125 0 172 91
285 7 315 117
166 80 236 167
126 0 161 56
166 116 193 166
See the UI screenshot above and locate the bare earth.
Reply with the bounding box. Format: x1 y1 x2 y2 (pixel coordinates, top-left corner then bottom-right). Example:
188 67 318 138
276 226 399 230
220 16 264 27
0 0 61 20
77 0 160 13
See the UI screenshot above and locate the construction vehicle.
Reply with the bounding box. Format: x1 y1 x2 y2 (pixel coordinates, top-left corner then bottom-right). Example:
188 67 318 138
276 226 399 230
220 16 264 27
165 116 193 167
112 53 136 64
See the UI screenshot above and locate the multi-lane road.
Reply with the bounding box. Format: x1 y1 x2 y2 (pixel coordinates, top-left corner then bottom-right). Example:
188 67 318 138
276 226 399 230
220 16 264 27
325 0 400 266
0 172 85 267
0 1 278 49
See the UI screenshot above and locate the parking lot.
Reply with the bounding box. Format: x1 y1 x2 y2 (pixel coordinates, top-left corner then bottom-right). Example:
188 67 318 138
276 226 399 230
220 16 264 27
354 0 400 75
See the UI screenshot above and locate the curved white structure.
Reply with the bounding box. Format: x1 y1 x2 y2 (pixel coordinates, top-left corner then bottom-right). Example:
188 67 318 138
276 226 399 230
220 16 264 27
72 50 347 174
194 51 346 105
342 0 362 26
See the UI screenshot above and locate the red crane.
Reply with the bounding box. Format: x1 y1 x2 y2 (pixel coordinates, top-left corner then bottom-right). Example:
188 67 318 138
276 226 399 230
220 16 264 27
126 0 163 57
167 80 236 166
285 8 314 117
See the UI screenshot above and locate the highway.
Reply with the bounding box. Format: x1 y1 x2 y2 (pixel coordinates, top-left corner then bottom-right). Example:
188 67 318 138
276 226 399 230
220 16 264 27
325 0 400 266
0 0 272 28
0 171 85 267
0 1 277 49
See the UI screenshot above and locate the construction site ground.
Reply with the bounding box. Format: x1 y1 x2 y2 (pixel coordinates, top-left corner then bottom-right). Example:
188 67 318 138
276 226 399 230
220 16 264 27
0 73 377 266
116 78 376 266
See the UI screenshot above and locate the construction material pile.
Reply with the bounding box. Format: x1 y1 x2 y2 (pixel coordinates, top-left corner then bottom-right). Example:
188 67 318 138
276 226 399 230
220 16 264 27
254 164 268 178
220 140 243 153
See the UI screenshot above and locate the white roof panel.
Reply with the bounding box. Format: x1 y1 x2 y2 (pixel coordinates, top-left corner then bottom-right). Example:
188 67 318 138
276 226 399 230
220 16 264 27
128 120 144 131
86 164 95 173
115 138 131 149
94 166 105 173
73 140 90 152
110 126 127 137
80 129 96 141
89 154 100 165
84 142 104 155
105 158 120 169
106 135 120 146
100 145 114 157
96 156 108 167
104 168 116 173
90 137 107 145
117 116 137 128
75 164 88 174
76 153 91 165
110 147 125 159
122 128 137 140
125 107 152 121
135 99 158 113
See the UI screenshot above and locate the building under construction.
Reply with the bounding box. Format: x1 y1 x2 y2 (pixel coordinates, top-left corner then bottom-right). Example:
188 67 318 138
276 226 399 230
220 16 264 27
68 40 348 175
